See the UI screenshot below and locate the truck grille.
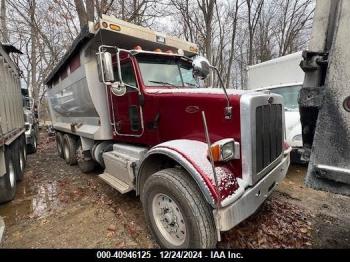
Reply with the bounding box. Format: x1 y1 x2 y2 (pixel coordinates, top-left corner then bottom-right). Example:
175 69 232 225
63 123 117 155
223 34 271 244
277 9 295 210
255 104 283 173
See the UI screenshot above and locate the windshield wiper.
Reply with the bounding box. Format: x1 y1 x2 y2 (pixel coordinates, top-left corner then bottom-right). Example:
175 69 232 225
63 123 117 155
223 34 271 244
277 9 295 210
285 107 298 111
149 80 177 87
184 82 196 87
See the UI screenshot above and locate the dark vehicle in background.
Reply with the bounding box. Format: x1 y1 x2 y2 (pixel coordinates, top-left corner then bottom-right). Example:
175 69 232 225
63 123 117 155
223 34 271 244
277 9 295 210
21 88 39 153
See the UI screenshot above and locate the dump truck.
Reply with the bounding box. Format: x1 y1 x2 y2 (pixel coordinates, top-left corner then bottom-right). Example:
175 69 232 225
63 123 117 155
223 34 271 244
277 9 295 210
299 0 350 195
0 43 27 203
45 15 290 248
246 52 305 164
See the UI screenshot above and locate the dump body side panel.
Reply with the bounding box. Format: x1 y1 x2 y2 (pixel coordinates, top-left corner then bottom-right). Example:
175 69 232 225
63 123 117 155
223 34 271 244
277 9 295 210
0 43 25 176
47 42 113 140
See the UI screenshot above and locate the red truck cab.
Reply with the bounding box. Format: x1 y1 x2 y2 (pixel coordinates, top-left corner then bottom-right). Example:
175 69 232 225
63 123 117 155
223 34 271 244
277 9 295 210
100 46 291 246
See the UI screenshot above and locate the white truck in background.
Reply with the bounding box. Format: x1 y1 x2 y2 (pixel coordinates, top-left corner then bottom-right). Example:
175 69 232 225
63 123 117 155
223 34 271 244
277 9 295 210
0 43 27 203
246 52 305 163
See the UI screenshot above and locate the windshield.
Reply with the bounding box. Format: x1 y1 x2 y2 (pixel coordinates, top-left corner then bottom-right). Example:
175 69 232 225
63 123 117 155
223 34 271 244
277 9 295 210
136 55 197 88
270 85 302 111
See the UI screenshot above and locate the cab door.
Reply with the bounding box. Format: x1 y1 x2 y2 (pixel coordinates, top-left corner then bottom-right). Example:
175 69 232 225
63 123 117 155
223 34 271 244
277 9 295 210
109 57 143 137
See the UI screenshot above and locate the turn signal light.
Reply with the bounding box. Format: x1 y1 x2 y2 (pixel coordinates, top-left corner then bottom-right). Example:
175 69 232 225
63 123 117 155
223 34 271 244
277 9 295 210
208 138 239 162
154 48 162 53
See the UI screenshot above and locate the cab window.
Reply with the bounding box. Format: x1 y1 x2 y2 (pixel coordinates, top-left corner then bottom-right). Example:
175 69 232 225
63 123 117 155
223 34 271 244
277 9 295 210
115 60 137 88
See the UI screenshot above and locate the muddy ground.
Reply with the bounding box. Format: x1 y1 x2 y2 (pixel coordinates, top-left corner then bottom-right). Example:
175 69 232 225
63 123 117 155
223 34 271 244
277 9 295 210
0 131 349 248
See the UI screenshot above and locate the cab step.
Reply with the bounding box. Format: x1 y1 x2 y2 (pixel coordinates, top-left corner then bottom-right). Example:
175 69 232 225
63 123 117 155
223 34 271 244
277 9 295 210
99 172 132 194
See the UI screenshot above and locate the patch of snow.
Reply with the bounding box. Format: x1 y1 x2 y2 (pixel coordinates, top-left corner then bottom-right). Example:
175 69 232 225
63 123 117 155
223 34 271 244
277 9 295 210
146 88 253 95
151 146 215 203
154 139 249 207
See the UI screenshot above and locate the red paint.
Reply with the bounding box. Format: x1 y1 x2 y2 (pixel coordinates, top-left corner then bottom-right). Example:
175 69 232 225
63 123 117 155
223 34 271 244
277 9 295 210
158 145 219 201
107 54 243 200
69 54 81 73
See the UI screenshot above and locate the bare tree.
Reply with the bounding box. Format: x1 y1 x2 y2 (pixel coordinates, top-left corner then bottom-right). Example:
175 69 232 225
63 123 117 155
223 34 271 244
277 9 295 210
246 0 264 65
74 0 88 28
225 0 241 88
275 0 314 56
0 0 8 41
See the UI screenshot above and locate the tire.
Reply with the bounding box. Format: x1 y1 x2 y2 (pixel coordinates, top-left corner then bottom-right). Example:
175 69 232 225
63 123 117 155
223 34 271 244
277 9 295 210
0 147 17 203
76 141 96 173
20 134 27 163
141 168 217 248
27 134 37 154
63 134 77 165
56 132 64 158
13 139 25 181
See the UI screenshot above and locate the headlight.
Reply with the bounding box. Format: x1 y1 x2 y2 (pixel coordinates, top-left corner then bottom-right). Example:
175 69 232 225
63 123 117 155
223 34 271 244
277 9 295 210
209 138 240 162
292 134 302 142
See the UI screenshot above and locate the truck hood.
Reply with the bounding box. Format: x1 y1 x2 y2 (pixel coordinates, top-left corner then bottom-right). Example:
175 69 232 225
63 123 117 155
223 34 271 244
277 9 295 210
146 87 249 96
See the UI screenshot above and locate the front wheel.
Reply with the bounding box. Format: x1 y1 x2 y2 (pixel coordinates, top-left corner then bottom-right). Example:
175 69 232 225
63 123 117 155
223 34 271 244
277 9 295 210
141 168 217 248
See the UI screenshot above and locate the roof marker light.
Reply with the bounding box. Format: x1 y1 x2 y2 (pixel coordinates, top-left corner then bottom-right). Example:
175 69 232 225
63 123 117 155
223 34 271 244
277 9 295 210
102 22 108 28
109 24 121 31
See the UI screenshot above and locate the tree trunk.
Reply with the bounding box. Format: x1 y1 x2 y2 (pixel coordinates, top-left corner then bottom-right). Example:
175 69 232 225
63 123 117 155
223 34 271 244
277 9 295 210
0 0 8 42
30 0 37 104
74 0 87 28
226 0 240 88
86 0 94 22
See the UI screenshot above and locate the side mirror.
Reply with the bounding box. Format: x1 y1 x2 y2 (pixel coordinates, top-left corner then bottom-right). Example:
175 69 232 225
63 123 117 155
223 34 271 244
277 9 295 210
101 52 115 83
192 56 211 80
110 82 126 96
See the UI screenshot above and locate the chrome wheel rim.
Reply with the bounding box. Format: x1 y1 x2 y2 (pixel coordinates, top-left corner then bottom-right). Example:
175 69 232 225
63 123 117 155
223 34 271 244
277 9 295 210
152 193 186 246
9 161 15 188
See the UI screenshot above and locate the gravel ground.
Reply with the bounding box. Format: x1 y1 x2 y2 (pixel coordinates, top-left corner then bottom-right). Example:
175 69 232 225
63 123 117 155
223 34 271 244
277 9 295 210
0 131 349 248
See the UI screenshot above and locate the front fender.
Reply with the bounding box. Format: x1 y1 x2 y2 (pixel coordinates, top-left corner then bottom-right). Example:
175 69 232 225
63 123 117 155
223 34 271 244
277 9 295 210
137 139 244 208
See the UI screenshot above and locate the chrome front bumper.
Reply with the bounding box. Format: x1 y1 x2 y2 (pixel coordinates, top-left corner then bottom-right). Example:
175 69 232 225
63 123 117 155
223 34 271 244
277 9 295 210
216 153 290 232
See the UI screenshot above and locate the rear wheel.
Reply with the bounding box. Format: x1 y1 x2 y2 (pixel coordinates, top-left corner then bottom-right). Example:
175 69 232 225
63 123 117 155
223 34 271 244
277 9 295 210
63 134 77 165
0 147 17 203
27 134 37 154
20 134 27 163
13 139 25 181
56 132 64 158
141 168 217 248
